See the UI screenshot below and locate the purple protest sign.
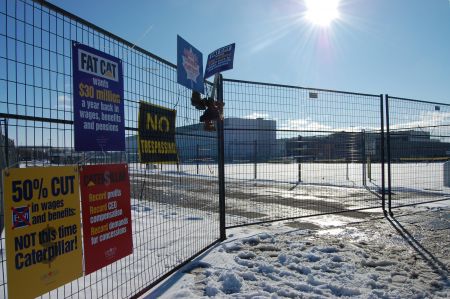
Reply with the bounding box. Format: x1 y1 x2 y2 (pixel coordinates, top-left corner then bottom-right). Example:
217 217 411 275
72 42 125 151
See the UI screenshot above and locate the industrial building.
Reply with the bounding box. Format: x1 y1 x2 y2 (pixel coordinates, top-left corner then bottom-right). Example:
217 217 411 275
281 130 450 163
126 122 450 164
174 117 276 163
126 117 277 163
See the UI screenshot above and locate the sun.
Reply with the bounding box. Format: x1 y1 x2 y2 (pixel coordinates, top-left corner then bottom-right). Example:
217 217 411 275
305 0 340 27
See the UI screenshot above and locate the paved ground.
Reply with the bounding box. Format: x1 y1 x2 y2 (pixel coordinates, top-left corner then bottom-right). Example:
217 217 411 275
132 171 450 297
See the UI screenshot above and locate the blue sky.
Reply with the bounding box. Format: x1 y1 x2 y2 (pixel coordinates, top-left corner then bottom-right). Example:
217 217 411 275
47 0 450 103
2 0 450 148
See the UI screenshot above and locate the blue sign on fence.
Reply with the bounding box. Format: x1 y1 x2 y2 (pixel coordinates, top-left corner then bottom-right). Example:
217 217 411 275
72 42 125 151
177 35 204 94
204 43 235 79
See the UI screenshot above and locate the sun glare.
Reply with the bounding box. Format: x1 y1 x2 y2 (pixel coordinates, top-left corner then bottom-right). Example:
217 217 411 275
305 0 340 27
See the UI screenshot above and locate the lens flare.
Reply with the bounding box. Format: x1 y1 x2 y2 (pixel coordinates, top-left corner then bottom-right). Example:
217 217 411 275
305 0 340 27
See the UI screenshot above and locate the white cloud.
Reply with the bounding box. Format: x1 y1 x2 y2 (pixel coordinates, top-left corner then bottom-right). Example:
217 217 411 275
243 113 270 119
57 95 72 111
279 119 381 135
280 118 333 132
390 111 450 132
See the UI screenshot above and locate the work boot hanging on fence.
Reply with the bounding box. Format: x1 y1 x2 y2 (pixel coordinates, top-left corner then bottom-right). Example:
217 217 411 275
191 91 224 131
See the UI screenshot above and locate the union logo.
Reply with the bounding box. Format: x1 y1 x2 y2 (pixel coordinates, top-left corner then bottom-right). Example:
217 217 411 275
182 48 200 83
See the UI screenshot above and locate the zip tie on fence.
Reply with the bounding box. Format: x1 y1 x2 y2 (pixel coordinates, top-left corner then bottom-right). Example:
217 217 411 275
101 146 107 164
173 86 182 110
76 151 101 165
207 164 214 175
4 159 21 169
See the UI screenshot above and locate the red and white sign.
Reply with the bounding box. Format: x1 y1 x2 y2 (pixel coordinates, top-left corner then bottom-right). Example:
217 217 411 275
79 164 133 274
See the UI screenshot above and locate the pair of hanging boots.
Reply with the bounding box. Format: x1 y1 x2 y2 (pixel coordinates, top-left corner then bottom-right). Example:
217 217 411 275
191 91 224 131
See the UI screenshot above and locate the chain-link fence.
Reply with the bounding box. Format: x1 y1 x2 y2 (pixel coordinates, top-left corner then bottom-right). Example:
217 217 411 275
222 79 385 227
386 95 450 212
2 0 450 298
0 0 220 297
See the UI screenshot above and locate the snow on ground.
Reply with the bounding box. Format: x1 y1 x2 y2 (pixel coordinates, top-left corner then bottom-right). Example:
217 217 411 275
131 162 450 193
129 162 450 228
1 163 449 298
146 202 450 299
0 198 220 299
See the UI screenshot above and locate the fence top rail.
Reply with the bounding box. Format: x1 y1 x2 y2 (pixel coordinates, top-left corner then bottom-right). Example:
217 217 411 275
34 0 176 69
223 78 381 98
387 95 450 108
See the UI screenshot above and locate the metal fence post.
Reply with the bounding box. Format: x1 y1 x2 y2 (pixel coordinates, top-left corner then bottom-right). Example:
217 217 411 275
361 129 366 186
298 163 302 182
297 135 302 182
217 74 227 240
4 119 9 167
0 120 3 165
0 119 5 233
253 140 257 180
380 94 386 214
346 160 349 181
196 144 200 175
385 94 392 216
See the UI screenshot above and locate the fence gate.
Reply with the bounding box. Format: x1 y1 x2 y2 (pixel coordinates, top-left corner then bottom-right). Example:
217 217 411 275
0 0 221 298
385 95 450 213
222 79 385 228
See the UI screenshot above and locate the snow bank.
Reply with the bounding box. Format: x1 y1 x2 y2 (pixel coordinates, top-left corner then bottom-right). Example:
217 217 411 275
152 206 450 299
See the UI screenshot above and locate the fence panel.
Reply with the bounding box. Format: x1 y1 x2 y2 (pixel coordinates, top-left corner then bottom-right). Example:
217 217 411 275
222 79 384 227
0 0 220 298
386 95 450 210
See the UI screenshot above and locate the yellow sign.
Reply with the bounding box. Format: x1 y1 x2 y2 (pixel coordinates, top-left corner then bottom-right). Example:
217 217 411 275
4 166 83 299
138 101 178 163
